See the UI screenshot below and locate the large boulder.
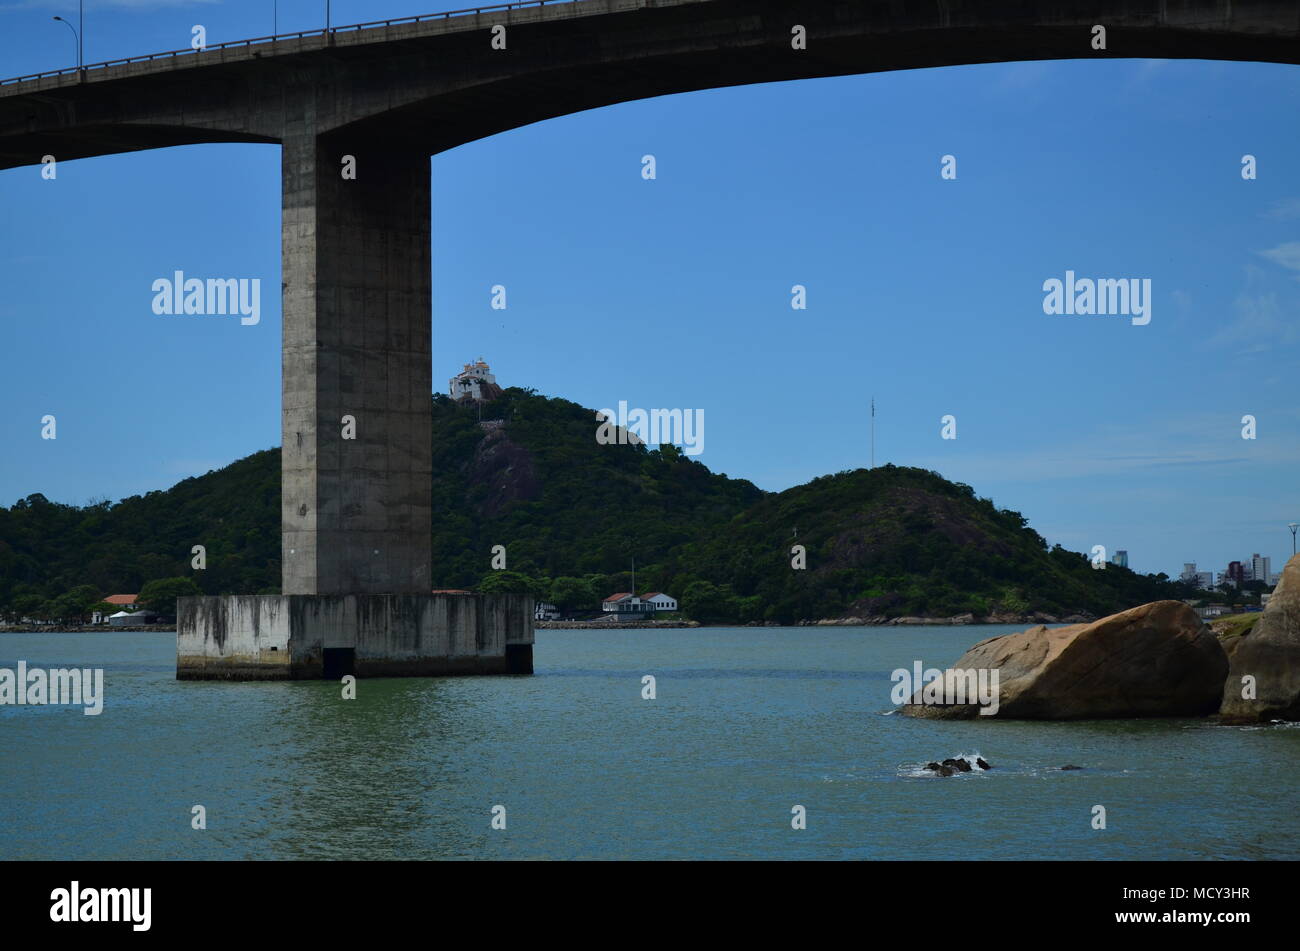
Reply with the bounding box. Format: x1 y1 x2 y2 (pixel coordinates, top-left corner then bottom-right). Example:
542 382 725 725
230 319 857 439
1220 554 1300 723
901 600 1228 719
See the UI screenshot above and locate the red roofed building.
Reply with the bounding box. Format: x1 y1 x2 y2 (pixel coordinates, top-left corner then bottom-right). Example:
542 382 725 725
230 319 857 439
602 592 677 614
103 594 139 608
640 592 678 612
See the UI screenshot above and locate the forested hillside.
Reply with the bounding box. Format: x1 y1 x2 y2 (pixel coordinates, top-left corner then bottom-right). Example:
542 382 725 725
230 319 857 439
0 387 1186 623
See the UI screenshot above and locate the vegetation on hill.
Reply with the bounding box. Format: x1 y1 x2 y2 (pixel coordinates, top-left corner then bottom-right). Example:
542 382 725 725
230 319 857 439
668 465 1186 623
0 387 1193 624
0 450 280 622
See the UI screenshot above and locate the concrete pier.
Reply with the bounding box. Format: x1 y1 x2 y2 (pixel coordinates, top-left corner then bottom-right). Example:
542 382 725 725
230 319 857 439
172 138 538 677
281 136 433 596
177 594 534 680
176 136 533 679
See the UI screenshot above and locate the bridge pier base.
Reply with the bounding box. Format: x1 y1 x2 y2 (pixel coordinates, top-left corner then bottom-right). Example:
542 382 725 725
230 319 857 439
177 594 535 680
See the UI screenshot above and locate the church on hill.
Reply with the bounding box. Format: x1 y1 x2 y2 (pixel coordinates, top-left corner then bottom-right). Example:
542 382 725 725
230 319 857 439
448 358 504 404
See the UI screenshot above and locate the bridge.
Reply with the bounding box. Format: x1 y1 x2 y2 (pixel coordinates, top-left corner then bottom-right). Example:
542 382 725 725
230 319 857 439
2 0 1296 676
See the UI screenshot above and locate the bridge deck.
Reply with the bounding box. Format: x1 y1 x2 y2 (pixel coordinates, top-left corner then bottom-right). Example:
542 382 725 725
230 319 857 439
0 0 654 95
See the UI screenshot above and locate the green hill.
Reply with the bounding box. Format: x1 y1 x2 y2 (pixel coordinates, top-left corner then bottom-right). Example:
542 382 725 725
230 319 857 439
0 387 1185 624
669 465 1183 623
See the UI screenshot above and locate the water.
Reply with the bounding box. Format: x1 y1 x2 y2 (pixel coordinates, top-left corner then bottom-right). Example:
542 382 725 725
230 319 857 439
2 627 1297 860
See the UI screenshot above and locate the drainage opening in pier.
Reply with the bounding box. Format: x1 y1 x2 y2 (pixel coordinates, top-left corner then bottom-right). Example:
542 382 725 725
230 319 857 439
322 647 356 679
505 643 533 675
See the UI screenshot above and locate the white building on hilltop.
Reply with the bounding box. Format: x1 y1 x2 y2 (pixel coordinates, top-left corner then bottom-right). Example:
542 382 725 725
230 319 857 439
449 358 503 403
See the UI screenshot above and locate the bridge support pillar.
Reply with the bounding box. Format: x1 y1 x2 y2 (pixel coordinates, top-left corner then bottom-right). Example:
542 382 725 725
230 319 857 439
281 134 433 596
175 133 536 679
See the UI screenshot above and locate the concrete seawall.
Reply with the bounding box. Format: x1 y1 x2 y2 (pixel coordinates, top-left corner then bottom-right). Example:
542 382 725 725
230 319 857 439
177 593 534 680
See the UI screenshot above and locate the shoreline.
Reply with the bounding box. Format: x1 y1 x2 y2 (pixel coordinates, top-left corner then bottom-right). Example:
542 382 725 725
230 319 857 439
0 625 175 634
537 614 1096 629
11 609 1240 633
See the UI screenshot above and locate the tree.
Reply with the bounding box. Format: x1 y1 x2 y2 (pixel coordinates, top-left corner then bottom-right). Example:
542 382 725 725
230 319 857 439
64 584 101 618
680 580 737 625
549 576 598 613
476 571 548 599
10 594 43 622
139 577 203 616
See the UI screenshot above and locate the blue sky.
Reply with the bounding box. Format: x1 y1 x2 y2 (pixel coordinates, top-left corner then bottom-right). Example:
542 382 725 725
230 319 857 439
1 1 1298 579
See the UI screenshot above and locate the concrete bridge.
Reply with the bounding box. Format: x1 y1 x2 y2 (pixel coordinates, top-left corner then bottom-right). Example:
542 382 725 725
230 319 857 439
2 0 1296 676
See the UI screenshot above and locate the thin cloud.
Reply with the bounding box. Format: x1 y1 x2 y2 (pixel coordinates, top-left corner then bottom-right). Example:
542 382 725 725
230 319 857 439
1210 292 1299 352
1263 198 1300 221
912 412 1300 485
1257 241 1300 275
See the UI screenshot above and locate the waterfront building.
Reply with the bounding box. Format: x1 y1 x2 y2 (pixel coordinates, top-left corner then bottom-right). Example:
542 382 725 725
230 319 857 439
602 592 677 615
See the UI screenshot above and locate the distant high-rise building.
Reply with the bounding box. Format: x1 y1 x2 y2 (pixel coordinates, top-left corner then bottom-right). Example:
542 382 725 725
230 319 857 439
1226 561 1245 587
1182 563 1214 588
1249 553 1271 585
1112 550 1129 569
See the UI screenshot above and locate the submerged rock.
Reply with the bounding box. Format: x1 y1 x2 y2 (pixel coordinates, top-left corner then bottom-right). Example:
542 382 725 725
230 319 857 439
922 755 989 775
1221 553 1300 723
901 601 1228 719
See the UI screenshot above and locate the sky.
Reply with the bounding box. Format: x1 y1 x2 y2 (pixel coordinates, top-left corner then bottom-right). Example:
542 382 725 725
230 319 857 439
1 1 1298 580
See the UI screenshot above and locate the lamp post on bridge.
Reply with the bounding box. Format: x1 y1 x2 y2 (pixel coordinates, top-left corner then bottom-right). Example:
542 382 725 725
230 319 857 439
52 3 83 75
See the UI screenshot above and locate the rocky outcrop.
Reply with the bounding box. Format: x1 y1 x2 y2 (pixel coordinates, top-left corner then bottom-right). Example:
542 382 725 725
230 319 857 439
1220 554 1300 723
922 755 991 776
901 600 1228 719
468 425 539 518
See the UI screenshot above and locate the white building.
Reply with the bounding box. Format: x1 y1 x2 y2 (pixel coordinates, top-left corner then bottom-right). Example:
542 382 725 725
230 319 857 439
448 358 501 403
108 610 157 627
641 592 677 612
602 592 677 615
534 602 560 621
1249 554 1271 585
